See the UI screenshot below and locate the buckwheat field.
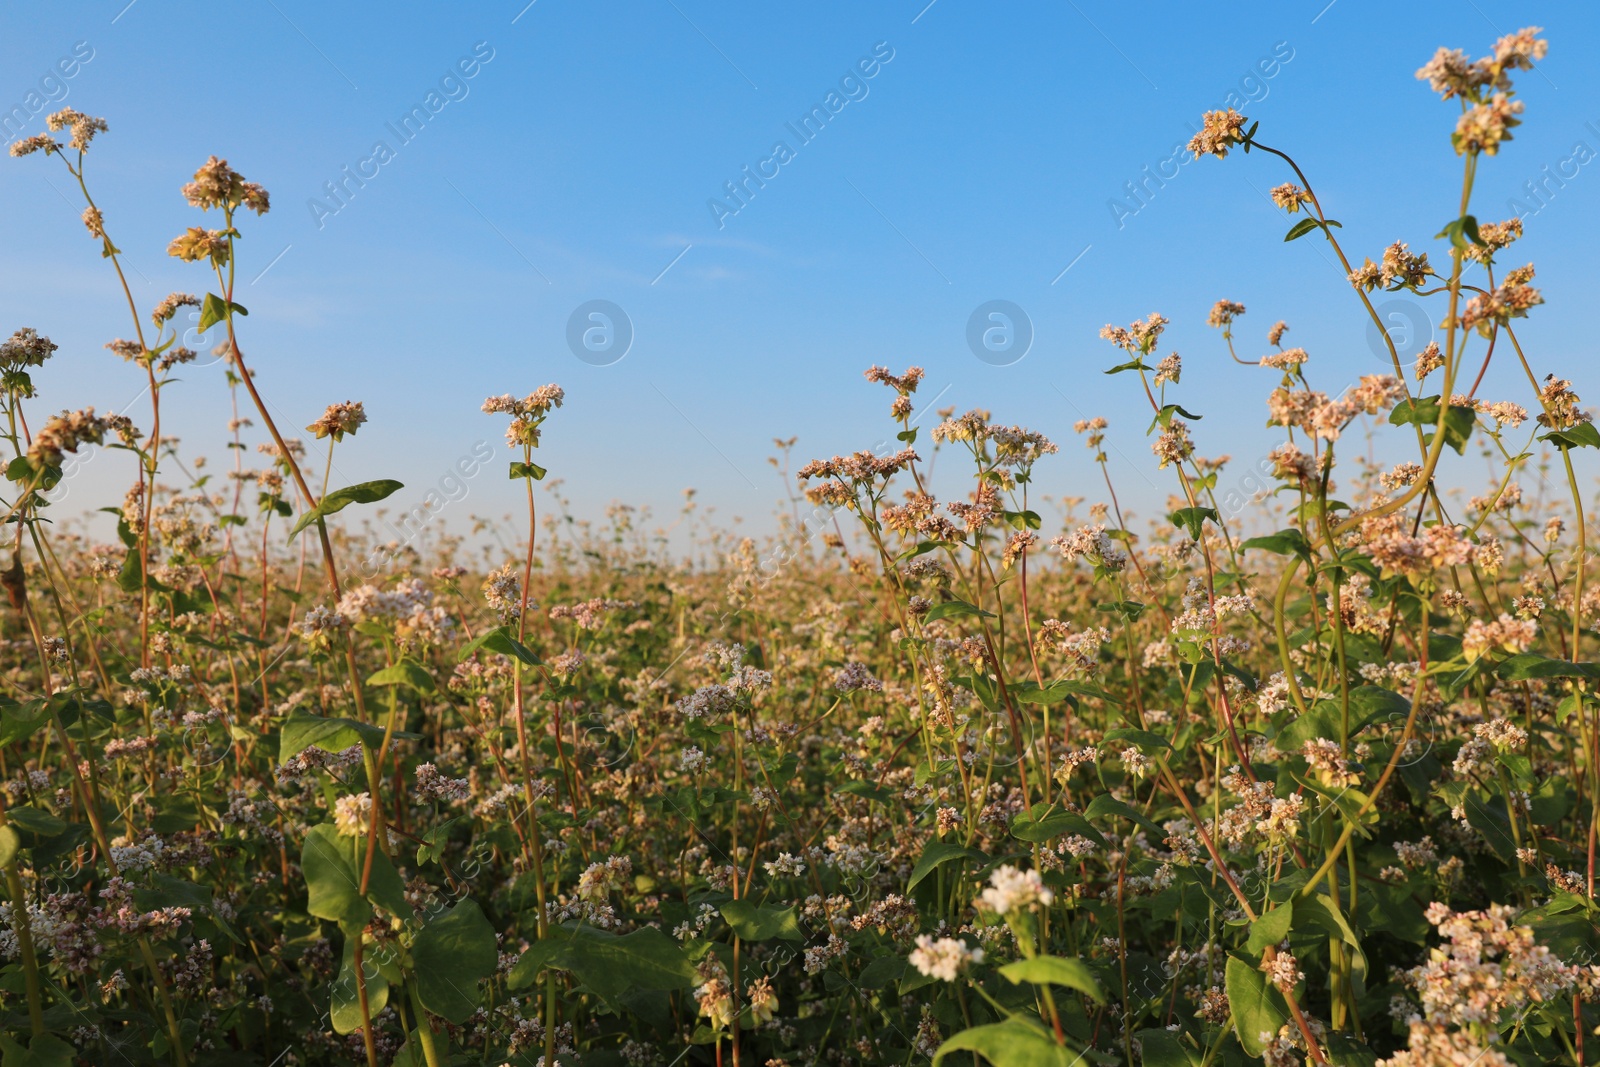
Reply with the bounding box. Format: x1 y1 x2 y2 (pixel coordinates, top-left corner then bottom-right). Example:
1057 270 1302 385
0 23 1596 1067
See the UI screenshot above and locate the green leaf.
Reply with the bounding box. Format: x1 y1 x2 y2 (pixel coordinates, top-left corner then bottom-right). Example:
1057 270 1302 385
289 479 405 540
507 925 696 1000
0 1033 75 1067
412 899 499 1024
1099 600 1147 621
1084 793 1166 839
908 841 988 891
999 955 1105 1002
1497 653 1600 681
1294 894 1362 956
1135 1028 1196 1067
923 599 996 623
0 700 51 747
1246 901 1294 957
934 1017 1084 1066
457 625 541 666
1009 804 1104 846
199 293 230 331
1103 726 1171 754
1460 787 1518 862
1436 214 1487 250
1104 358 1148 376
366 659 435 692
1541 422 1600 450
1010 678 1120 706
859 953 907 989
301 823 414 930
1283 217 1320 241
1242 528 1312 565
0 826 19 868
1147 403 1204 433
720 900 803 942
302 824 371 929
1168 507 1217 541
278 711 420 764
330 935 389 1034
1389 396 1475 454
1225 954 1288 1058
3 806 66 840
509 460 547 480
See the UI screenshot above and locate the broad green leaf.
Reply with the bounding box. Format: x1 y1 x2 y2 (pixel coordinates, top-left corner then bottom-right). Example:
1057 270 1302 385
330 935 389 1034
366 659 435 692
835 779 894 805
924 599 996 623
1168 507 1218 541
3 806 67 839
1460 787 1518 862
457 625 541 666
0 826 19 868
1136 1028 1195 1067
1284 217 1319 241
1103 727 1171 754
858 953 907 989
1147 403 1204 433
199 292 230 331
509 460 547 480
999 955 1105 1002
278 711 419 764
412 899 499 1024
908 841 988 891
1012 679 1119 706
1242 528 1312 565
289 479 404 539
507 925 696 999
1009 805 1104 846
0 1032 75 1067
1496 653 1600 681
302 824 370 929
1389 396 1475 455
720 900 803 942
1541 422 1600 450
1084 793 1166 839
1225 954 1287 1057
301 823 414 930
1246 901 1294 957
934 1017 1082 1066
0 700 51 747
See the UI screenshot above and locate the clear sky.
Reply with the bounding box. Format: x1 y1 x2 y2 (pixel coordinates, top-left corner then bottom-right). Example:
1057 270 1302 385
4 1 1598 553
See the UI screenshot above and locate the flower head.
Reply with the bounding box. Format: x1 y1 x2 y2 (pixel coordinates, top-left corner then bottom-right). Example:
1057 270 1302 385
306 401 367 442
1187 108 1248 158
908 936 984 981
977 865 1053 914
181 156 270 214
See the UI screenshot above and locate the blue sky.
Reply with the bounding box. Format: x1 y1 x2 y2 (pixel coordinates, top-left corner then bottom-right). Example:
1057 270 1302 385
4 0 1598 551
